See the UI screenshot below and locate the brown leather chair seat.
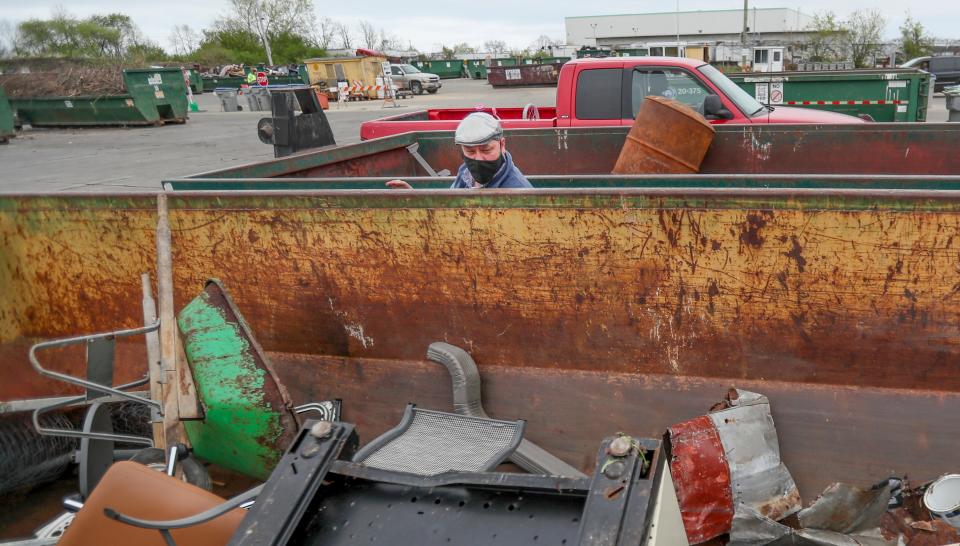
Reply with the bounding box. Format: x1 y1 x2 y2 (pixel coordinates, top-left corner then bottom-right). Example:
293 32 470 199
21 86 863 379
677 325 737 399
58 461 245 546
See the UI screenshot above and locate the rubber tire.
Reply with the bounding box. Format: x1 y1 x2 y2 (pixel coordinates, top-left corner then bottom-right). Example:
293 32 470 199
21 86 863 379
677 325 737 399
427 89 438 94
129 447 213 491
411 81 423 95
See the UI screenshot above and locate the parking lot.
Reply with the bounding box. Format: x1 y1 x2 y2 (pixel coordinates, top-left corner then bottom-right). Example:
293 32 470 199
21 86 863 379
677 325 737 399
0 79 949 193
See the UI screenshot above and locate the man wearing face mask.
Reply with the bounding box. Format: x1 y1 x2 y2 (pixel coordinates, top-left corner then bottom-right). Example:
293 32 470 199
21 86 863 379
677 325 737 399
386 112 532 189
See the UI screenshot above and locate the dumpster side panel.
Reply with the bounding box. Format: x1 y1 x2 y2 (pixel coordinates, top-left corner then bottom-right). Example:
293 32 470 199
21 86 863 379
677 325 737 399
180 125 960 182
123 68 189 123
488 64 563 87
10 96 158 127
0 87 14 140
728 70 929 122
4 191 960 498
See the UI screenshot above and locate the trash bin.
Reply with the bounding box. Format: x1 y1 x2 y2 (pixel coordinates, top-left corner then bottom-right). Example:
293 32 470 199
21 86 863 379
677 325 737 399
253 87 272 111
945 86 960 122
214 87 241 112
245 88 263 111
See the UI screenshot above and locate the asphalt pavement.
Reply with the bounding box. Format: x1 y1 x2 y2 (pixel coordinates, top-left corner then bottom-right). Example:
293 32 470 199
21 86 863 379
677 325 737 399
0 79 553 193
0 79 951 193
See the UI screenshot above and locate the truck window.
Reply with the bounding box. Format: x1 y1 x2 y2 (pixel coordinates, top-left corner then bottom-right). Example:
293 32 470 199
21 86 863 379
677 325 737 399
628 68 710 117
575 68 622 120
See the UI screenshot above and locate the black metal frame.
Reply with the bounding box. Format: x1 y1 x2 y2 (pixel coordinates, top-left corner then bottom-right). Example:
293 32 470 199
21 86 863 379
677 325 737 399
230 420 662 545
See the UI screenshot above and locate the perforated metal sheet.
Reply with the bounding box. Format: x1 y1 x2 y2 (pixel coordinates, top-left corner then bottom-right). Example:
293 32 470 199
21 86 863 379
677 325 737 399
360 410 520 475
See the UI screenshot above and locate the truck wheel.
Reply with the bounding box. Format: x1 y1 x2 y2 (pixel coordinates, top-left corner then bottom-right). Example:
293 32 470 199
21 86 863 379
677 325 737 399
427 89 438 94
411 81 423 95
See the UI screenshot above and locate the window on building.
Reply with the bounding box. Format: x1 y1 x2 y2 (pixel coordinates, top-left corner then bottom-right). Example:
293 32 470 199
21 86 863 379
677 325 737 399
754 49 769 64
773 51 781 62
334 64 346 80
575 68 622 120
628 67 710 117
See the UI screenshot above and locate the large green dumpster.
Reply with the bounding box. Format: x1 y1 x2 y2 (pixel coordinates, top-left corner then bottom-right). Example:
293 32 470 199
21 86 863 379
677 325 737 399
728 68 930 122
490 57 519 67
412 60 464 79
0 87 14 143
186 68 204 94
465 59 488 79
10 67 189 127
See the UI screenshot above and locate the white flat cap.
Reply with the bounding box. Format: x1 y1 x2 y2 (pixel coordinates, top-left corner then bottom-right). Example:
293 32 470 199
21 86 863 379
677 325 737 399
454 112 503 145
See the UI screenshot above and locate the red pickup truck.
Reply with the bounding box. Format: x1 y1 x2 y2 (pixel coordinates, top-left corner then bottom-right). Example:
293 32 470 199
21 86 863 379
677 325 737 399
360 57 864 140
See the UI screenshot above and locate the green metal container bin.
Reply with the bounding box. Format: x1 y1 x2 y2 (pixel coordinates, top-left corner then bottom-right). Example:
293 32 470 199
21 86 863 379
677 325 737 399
727 68 930 122
11 67 189 127
426 60 465 79
0 87 14 143
490 57 519 67
187 68 204 94
465 59 488 79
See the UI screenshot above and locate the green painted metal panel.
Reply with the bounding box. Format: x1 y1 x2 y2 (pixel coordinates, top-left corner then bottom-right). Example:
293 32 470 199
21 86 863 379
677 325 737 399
465 59 488 79
0 87 14 142
727 69 930 122
179 280 298 480
425 60 464 79
187 69 204 94
10 68 188 127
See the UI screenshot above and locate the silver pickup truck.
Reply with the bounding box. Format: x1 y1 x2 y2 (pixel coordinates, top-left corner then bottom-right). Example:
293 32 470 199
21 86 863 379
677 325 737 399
389 64 442 95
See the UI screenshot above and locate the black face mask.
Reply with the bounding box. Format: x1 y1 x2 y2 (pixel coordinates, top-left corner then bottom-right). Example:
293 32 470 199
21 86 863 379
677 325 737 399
462 152 505 186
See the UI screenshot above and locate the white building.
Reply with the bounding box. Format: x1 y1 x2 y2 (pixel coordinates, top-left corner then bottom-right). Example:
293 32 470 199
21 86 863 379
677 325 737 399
565 8 815 69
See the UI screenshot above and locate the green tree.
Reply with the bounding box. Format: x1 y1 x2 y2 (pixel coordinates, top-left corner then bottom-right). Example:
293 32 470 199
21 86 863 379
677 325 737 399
899 12 933 61
846 8 886 68
805 11 848 62
13 10 149 60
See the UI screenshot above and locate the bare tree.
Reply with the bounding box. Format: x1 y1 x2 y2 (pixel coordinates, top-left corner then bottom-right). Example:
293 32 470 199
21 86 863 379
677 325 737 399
529 35 559 51
483 40 507 54
333 21 353 49
218 0 315 36
378 29 404 52
846 8 886 67
357 20 378 49
168 24 200 56
312 16 337 49
451 42 475 54
0 19 14 57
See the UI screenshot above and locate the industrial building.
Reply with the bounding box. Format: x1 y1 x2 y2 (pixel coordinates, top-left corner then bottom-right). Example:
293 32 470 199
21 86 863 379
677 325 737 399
565 7 816 70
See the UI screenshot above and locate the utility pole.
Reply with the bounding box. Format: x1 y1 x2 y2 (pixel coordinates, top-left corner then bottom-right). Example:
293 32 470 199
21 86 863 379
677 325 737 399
741 0 749 69
675 0 680 55
257 4 274 66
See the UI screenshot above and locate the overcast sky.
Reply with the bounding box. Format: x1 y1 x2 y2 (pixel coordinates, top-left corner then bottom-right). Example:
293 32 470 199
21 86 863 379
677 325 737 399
1 0 956 53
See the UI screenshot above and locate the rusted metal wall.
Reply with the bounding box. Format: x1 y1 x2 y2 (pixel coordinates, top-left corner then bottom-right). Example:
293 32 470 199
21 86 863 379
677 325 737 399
3 190 960 499
487 63 563 87
173 125 960 183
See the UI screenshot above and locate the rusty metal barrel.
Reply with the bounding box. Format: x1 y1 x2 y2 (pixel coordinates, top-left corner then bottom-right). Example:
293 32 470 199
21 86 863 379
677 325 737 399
612 95 716 174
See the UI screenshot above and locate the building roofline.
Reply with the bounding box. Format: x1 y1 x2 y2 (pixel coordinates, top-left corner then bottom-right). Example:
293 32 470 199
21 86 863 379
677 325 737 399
566 7 804 20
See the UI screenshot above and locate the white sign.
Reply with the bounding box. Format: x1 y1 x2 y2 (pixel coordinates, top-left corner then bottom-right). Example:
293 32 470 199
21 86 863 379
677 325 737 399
147 73 163 85
505 68 521 81
769 81 784 105
755 82 769 104
64 100 74 108
887 81 907 88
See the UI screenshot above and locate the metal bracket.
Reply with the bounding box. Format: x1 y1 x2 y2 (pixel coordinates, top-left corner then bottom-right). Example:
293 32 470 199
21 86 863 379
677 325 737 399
406 143 451 177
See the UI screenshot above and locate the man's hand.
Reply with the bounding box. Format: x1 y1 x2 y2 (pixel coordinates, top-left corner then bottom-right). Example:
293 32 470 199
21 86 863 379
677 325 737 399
386 180 413 189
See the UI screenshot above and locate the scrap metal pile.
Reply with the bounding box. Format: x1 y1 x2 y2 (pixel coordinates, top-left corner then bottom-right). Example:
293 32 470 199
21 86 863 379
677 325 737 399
0 66 126 98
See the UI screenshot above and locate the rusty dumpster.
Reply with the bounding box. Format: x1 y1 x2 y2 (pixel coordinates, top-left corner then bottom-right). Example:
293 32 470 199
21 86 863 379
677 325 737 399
4 124 960 505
